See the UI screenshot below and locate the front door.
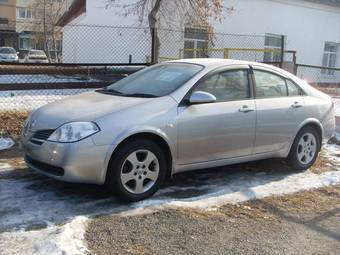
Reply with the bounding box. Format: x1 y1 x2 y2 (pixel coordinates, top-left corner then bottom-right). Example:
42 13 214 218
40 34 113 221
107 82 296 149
177 68 256 165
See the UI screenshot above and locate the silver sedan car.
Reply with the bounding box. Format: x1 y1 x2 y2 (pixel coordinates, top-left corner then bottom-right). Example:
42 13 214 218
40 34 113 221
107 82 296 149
22 59 335 201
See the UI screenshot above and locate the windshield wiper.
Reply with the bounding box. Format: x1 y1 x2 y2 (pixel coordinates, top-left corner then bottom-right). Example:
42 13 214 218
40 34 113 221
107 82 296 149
96 89 157 98
96 88 124 95
123 93 158 98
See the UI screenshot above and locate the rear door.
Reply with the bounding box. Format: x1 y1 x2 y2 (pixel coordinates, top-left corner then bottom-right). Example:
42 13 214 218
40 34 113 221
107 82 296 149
252 67 306 154
177 67 256 165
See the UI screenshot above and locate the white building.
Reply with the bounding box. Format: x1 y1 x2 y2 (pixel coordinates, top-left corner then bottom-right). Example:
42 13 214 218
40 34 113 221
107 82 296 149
58 0 340 82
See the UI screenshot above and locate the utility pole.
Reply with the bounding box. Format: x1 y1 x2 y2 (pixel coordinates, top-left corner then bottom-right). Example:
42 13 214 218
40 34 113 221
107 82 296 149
43 0 50 62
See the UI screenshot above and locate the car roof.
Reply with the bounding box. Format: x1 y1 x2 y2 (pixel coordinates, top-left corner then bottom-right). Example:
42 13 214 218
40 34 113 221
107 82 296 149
170 58 277 68
169 58 294 78
169 58 248 67
0 47 15 50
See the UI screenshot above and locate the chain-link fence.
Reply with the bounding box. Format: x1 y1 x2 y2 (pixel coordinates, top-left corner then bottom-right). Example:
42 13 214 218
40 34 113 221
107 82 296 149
1 20 293 65
296 64 340 96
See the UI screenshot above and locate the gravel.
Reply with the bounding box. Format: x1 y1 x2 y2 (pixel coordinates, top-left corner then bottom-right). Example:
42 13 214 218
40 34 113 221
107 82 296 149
86 185 340 255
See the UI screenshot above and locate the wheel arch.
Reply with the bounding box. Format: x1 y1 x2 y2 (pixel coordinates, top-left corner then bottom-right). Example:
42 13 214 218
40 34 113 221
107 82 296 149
295 119 323 140
288 119 323 155
105 132 173 182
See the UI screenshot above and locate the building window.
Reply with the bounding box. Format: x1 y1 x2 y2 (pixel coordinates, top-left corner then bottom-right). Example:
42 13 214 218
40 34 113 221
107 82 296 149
322 42 338 75
183 27 209 59
0 17 8 25
17 7 33 19
264 33 283 62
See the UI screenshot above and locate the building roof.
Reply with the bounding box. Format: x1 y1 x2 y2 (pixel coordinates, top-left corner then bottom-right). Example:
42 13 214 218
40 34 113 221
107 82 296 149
302 0 340 7
57 0 86 26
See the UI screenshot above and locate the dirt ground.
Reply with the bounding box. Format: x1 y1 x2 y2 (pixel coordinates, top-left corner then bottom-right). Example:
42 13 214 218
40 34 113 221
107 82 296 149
86 185 340 255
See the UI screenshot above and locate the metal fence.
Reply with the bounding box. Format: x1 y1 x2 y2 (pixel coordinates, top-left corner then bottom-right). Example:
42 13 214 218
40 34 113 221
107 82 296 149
296 64 340 95
2 20 293 65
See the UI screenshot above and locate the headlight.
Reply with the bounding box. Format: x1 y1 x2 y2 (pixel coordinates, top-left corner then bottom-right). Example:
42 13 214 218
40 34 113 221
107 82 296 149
47 122 100 143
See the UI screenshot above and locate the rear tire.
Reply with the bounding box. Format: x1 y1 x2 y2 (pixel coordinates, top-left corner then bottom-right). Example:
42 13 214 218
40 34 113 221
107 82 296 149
287 126 321 171
106 139 167 202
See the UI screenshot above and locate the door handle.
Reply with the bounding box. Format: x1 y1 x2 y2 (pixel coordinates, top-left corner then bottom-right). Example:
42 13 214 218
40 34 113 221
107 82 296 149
291 101 303 108
239 105 255 113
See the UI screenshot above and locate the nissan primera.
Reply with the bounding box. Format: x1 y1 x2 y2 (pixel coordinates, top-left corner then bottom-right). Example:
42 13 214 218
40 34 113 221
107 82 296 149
22 59 335 201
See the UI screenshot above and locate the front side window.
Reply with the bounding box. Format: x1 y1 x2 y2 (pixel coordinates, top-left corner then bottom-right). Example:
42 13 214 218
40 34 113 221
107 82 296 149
194 69 250 102
104 63 203 97
254 70 287 98
286 79 303 96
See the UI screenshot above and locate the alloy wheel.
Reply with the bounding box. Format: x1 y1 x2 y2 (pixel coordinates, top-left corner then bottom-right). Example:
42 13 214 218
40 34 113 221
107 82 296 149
120 149 160 194
296 132 317 165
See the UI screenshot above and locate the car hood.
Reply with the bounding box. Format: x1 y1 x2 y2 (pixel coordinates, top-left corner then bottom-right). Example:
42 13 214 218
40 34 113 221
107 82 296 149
29 91 153 130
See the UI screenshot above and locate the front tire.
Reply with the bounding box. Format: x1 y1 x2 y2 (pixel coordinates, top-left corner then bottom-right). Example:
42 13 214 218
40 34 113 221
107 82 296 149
106 139 167 201
287 126 321 171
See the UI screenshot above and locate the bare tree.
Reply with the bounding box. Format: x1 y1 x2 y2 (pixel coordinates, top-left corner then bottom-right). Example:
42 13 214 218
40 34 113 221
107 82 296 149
30 0 69 62
107 0 224 62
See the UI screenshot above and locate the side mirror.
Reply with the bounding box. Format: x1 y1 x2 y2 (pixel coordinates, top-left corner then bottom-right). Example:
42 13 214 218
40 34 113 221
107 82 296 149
188 91 216 105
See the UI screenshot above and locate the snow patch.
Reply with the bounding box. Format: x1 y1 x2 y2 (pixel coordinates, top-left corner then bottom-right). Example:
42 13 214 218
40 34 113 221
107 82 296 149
333 97 340 117
0 89 92 111
0 74 99 84
0 138 14 150
0 217 88 255
166 170 340 209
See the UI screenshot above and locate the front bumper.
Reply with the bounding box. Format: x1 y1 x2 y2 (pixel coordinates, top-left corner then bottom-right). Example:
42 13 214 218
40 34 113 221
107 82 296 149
22 131 111 184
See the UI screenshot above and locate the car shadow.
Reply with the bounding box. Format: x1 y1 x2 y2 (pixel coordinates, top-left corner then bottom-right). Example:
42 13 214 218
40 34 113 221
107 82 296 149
0 158 304 233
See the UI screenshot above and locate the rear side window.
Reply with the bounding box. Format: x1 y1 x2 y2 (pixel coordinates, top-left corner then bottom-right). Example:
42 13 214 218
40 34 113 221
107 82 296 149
254 70 287 98
194 69 250 102
286 79 303 96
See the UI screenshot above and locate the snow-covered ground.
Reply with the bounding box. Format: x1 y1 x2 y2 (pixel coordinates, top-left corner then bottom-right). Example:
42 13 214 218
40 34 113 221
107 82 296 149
0 89 93 111
0 142 340 254
0 75 98 84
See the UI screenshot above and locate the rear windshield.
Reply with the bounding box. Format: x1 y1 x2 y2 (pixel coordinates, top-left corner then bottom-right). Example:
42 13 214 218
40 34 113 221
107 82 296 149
0 48 16 54
29 50 46 56
106 63 203 97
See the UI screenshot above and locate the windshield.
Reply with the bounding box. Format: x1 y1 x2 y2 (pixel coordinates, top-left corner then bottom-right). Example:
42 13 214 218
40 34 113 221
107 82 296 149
29 50 46 56
0 48 16 54
103 63 203 97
